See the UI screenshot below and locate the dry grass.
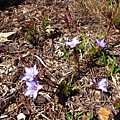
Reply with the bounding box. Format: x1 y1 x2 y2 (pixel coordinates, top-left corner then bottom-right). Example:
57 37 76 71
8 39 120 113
74 0 120 22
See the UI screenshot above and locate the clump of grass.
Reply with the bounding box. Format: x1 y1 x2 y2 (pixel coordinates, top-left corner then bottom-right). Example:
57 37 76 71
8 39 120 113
41 16 48 38
20 21 38 45
74 0 120 36
107 55 120 77
64 111 85 120
114 97 120 109
75 0 119 18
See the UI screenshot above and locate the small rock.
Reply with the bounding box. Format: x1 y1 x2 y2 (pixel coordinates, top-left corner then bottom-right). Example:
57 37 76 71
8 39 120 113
17 113 26 120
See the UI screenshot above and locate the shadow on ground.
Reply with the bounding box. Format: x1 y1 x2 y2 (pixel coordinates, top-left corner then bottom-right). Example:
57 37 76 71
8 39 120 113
0 0 24 10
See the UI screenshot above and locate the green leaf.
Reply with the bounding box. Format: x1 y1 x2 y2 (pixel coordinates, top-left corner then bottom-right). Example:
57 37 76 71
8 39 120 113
115 67 120 74
65 112 73 120
62 43 72 60
115 18 120 23
107 73 111 77
75 111 84 120
78 43 85 51
101 52 107 66
98 32 104 39
41 16 48 37
115 101 120 109
72 85 84 90
64 86 71 97
107 55 115 73
89 113 93 120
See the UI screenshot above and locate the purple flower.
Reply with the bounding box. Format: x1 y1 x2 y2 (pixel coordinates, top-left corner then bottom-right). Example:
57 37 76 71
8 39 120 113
24 81 42 99
65 36 81 48
93 78 107 92
21 64 39 81
96 39 106 48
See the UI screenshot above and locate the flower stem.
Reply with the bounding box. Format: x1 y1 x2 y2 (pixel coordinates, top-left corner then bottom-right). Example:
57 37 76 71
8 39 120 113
73 48 80 72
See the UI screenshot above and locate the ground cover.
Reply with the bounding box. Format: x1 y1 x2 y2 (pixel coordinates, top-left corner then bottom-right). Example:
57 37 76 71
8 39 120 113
0 0 120 119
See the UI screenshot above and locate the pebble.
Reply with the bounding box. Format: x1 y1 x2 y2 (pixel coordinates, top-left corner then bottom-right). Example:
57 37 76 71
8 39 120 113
0 65 16 75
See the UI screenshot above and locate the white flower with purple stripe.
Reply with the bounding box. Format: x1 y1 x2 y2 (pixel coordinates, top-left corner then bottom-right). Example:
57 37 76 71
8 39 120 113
65 36 81 48
21 64 39 81
24 81 42 99
96 39 106 48
93 78 107 92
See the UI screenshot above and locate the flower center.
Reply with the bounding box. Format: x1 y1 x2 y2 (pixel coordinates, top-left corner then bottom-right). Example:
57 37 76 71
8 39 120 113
33 86 37 91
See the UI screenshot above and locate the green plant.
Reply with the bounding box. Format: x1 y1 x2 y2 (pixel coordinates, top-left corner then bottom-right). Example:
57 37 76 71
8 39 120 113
64 36 82 72
114 97 120 109
25 23 37 45
72 84 90 91
65 111 93 120
20 21 38 45
59 73 78 97
84 43 107 67
115 101 120 109
62 41 73 61
95 51 107 67
41 16 48 38
65 111 85 120
107 55 120 77
88 113 93 120
76 34 88 59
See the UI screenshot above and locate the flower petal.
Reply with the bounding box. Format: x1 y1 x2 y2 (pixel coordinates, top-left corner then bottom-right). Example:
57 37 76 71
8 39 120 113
21 75 32 81
33 64 39 75
98 78 106 85
65 36 81 48
26 82 34 87
26 87 32 91
73 37 81 44
33 91 38 99
24 67 32 74
24 89 32 96
65 41 73 46
99 86 107 92
96 39 106 48
92 78 96 84
37 85 43 90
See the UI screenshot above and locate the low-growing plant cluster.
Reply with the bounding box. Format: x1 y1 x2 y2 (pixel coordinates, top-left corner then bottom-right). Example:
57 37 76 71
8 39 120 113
0 0 120 119
17 1 120 119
